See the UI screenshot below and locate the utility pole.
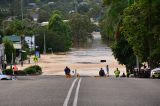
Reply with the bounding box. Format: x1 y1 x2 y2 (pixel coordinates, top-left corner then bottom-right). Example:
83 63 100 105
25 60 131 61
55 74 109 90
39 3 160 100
136 55 139 71
43 32 46 54
21 0 24 20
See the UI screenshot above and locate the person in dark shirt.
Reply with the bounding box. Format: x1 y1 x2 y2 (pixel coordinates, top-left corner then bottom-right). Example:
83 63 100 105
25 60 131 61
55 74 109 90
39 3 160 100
99 68 106 77
64 66 71 78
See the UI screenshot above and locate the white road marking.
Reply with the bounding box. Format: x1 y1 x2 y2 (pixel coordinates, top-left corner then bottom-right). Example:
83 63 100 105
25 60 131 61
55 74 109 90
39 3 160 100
63 78 78 106
73 78 82 106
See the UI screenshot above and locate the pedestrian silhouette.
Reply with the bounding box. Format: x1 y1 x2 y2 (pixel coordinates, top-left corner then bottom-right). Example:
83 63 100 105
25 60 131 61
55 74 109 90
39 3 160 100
106 65 109 76
99 68 106 77
64 66 71 78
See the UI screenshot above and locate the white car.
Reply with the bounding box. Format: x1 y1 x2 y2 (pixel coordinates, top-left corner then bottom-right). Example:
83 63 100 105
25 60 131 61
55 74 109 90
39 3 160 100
150 68 160 78
0 74 11 80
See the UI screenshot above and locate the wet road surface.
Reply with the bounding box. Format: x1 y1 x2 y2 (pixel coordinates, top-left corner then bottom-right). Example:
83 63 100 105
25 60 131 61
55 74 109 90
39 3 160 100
0 76 160 106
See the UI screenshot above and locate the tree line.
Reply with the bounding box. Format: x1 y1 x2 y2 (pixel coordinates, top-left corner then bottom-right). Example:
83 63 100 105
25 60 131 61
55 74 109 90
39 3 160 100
101 0 160 72
0 0 101 63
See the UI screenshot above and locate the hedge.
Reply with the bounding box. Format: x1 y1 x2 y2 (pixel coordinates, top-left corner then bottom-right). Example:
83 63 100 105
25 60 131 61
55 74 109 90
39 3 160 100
2 69 13 75
23 65 42 75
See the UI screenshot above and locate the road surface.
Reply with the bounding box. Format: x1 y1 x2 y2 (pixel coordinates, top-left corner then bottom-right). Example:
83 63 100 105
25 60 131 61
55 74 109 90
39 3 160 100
0 76 160 106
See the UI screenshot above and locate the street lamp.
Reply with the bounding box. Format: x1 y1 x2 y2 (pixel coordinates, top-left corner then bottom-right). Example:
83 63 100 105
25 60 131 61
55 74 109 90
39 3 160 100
40 23 47 54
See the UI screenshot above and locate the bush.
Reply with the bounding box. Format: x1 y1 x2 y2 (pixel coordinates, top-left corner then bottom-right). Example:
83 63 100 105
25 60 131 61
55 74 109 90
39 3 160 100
3 69 13 75
30 65 42 74
23 67 36 75
14 70 26 76
23 65 42 75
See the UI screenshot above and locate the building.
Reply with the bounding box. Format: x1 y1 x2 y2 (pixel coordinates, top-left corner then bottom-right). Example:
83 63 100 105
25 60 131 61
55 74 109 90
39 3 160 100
25 36 35 50
3 35 22 57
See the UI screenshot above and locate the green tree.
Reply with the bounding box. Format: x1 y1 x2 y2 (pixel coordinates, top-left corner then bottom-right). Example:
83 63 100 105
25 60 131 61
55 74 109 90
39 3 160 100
3 40 16 64
5 19 37 36
112 34 136 73
77 2 90 14
100 0 128 41
38 8 51 23
69 13 94 45
48 13 72 52
122 0 160 68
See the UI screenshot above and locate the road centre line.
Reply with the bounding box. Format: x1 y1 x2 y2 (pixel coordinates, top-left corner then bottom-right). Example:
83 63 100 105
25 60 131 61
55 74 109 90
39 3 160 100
73 78 82 106
63 78 78 106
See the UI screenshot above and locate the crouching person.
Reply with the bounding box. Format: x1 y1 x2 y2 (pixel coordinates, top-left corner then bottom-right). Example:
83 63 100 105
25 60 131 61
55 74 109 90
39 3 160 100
64 66 71 78
99 68 106 77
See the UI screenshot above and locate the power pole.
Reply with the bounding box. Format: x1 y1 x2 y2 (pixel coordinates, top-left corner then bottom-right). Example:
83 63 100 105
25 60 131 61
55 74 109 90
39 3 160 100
21 0 24 20
43 32 46 54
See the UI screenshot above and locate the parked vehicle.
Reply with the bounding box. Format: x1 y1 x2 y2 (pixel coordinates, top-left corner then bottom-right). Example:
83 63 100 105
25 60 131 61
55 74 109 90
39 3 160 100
150 68 160 78
0 74 11 80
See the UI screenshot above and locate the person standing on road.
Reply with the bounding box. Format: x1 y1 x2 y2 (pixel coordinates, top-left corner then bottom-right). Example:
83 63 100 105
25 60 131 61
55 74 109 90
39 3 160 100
64 66 71 78
114 68 120 78
13 64 18 72
99 68 106 77
33 56 38 65
106 65 109 76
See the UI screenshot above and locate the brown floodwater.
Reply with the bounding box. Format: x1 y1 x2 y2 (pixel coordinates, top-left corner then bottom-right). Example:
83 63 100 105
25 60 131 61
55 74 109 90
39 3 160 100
40 32 125 76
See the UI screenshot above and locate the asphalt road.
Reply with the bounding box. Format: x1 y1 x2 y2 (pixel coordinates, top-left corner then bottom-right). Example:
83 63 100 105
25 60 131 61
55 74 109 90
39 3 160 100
0 76 160 106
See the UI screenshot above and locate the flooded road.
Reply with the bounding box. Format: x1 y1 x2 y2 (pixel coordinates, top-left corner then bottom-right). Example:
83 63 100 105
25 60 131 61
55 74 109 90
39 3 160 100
40 32 125 76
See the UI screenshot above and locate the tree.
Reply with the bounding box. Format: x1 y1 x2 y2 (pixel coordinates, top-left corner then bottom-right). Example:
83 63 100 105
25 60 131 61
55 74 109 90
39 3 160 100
77 2 90 14
87 4 101 20
38 8 51 23
69 13 94 45
48 13 72 52
100 0 128 41
5 19 37 36
122 0 160 68
112 34 136 73
3 40 16 64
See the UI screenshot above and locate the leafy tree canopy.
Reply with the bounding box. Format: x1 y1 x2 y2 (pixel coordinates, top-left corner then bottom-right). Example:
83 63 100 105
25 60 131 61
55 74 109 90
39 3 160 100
122 0 160 68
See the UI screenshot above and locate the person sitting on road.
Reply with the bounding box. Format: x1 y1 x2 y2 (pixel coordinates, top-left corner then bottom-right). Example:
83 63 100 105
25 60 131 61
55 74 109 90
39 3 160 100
121 72 126 77
99 68 106 77
64 66 71 78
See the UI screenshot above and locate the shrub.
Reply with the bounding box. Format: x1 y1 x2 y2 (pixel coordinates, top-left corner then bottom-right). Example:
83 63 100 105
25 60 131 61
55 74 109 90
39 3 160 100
14 70 26 76
30 65 42 74
3 69 13 75
23 65 42 75
23 67 36 75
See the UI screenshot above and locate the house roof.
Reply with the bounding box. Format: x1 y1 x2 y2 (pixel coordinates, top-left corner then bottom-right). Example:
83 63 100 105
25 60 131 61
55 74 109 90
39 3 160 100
3 35 21 42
